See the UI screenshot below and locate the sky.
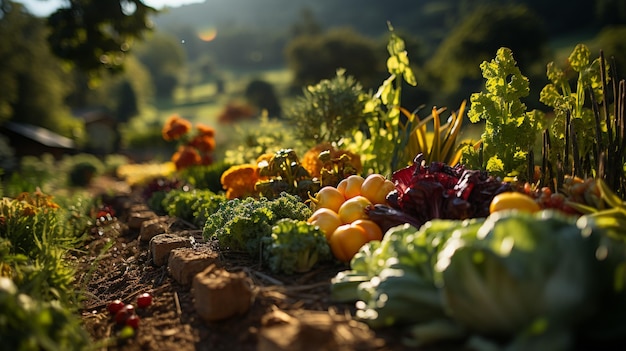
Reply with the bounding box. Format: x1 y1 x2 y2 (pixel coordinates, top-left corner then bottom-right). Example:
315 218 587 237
14 0 205 17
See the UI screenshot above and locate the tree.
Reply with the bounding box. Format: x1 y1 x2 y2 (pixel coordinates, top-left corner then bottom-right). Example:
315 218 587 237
244 79 282 118
0 2 83 140
46 0 157 77
285 27 386 91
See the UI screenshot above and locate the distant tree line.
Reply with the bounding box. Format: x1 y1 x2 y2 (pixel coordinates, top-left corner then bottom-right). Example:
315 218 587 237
1 0 626 157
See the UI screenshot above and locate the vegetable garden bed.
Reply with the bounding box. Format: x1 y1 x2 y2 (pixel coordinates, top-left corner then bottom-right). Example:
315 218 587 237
75 178 412 351
3 34 626 351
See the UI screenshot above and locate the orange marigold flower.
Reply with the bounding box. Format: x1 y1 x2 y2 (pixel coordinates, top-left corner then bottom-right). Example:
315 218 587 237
200 154 214 166
21 204 37 216
189 134 216 152
220 164 259 199
301 143 362 178
162 114 192 141
196 123 216 137
255 153 274 165
172 145 201 170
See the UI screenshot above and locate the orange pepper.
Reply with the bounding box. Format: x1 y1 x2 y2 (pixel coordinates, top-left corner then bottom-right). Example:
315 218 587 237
360 173 395 205
328 219 383 262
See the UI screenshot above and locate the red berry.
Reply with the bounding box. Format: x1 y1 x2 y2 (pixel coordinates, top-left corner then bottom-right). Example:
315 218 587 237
107 300 125 315
115 304 135 325
136 293 153 308
126 314 140 329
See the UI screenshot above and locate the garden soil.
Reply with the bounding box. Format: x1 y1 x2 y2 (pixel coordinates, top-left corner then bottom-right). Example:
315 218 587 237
76 177 439 351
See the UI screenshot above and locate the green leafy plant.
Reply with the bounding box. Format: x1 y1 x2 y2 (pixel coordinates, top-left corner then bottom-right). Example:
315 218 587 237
256 149 319 200
223 113 299 165
0 277 91 351
347 24 418 175
284 69 376 148
462 47 545 178
540 44 605 163
539 44 625 196
202 193 311 257
162 189 227 228
261 218 331 274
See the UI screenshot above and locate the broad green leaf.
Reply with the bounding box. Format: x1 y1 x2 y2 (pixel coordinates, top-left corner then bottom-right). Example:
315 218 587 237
546 62 565 85
539 84 561 107
486 156 505 175
403 66 417 86
568 44 590 73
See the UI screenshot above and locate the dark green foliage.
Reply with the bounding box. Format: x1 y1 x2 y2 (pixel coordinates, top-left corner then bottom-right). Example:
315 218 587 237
162 189 227 228
47 0 157 75
68 162 97 187
0 2 80 137
262 218 331 274
116 80 139 124
245 79 282 118
284 27 386 91
202 193 311 257
425 4 549 108
0 278 91 351
65 154 104 187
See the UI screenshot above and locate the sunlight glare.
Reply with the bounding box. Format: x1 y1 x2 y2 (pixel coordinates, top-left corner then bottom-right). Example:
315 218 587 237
198 27 218 42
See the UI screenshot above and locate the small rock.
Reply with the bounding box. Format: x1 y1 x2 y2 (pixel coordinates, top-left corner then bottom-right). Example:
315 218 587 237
168 246 219 286
192 265 254 322
128 210 159 230
140 217 170 242
149 233 193 266
258 309 384 351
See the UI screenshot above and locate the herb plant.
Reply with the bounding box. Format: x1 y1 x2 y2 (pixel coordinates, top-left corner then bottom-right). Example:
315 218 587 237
462 47 544 178
284 69 375 148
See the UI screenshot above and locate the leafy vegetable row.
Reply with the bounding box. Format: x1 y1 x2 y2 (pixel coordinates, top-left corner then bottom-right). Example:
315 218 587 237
331 210 626 350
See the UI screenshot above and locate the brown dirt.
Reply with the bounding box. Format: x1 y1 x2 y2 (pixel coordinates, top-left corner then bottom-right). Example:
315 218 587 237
75 178 423 351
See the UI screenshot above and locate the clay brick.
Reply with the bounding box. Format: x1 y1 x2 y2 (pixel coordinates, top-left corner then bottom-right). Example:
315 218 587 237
149 233 193 266
140 217 169 242
168 246 219 285
192 265 254 322
128 210 159 230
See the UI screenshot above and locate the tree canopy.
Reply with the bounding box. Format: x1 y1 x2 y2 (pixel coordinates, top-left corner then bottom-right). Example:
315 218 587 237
0 1 82 140
46 0 157 76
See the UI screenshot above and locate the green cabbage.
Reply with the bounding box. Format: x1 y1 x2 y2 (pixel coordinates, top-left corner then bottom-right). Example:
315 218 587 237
436 210 605 339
